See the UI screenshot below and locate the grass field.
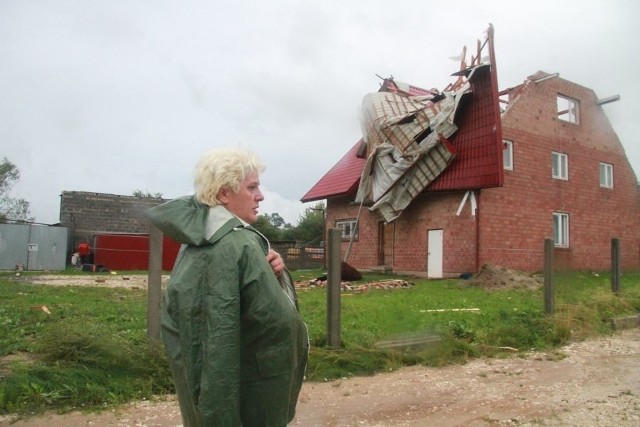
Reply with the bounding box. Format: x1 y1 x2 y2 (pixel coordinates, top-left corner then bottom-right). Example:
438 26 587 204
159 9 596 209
1 268 639 415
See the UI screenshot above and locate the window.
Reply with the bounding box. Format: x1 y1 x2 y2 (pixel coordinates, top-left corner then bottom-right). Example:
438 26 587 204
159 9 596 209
553 212 569 248
552 152 568 180
335 219 358 240
557 95 579 124
503 140 513 170
599 162 613 188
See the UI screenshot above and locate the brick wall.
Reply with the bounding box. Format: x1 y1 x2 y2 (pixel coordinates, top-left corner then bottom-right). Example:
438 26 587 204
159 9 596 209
326 197 380 268
330 192 478 276
59 191 165 254
393 192 477 275
480 76 640 271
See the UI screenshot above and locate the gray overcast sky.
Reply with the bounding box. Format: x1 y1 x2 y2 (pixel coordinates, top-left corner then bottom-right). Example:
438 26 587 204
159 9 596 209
2 0 638 225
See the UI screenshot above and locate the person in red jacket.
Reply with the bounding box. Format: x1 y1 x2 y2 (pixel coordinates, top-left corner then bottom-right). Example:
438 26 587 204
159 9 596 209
77 243 91 264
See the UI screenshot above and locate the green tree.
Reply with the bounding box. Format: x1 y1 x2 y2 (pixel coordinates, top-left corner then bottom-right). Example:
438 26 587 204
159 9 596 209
253 214 283 241
0 157 33 222
253 203 324 244
133 189 163 198
267 212 289 229
253 213 295 242
288 202 324 244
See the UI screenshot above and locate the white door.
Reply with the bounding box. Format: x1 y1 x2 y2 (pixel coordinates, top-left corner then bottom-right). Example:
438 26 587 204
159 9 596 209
427 229 443 278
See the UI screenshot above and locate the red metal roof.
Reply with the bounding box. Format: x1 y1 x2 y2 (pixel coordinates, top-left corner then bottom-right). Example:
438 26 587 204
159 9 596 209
428 64 503 191
301 65 503 202
300 140 366 202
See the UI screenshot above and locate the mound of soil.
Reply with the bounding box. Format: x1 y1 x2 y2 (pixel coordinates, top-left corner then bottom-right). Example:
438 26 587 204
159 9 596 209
465 264 543 290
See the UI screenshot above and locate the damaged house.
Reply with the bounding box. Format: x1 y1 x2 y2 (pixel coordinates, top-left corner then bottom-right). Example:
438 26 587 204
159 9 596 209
301 26 640 277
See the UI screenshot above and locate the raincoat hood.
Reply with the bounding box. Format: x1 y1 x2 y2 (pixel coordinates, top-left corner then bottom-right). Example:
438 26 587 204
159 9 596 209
146 195 256 248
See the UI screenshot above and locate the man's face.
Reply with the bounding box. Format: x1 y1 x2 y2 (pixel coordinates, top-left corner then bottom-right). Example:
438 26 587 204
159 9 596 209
219 170 264 224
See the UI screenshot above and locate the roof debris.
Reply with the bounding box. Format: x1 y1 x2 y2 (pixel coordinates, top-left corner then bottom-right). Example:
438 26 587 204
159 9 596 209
355 26 499 223
301 25 504 212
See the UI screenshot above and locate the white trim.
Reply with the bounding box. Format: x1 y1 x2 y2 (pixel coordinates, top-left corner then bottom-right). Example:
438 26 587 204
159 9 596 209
552 151 568 180
599 162 614 188
503 140 513 171
553 212 569 248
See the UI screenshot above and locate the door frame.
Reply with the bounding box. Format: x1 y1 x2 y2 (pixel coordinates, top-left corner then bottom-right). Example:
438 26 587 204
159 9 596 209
378 221 394 268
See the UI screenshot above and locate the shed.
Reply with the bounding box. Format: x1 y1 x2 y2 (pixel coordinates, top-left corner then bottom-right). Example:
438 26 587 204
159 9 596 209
93 233 181 271
0 223 68 271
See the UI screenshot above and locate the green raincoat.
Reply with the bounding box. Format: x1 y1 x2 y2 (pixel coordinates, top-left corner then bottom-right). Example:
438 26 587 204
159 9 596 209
147 196 308 426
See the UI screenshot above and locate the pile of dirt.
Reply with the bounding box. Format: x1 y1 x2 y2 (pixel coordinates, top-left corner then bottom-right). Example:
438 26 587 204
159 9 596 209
465 264 543 290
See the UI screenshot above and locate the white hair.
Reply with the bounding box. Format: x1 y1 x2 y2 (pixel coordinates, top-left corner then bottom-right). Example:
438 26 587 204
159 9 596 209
193 148 265 206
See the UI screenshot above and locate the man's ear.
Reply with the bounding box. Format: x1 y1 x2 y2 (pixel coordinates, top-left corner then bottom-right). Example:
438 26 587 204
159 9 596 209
217 187 230 204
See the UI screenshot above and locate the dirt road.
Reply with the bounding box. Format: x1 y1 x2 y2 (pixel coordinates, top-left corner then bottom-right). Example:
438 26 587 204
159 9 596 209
1 328 638 426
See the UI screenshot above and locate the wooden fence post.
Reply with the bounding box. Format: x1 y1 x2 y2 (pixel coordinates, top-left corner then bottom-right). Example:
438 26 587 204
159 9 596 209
147 223 163 342
611 238 620 294
327 228 342 348
544 238 555 315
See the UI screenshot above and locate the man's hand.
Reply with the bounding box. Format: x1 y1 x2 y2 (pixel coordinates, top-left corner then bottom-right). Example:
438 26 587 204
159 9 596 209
266 249 285 276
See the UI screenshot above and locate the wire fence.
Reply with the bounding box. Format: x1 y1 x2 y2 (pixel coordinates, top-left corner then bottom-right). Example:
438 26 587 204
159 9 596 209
272 241 325 271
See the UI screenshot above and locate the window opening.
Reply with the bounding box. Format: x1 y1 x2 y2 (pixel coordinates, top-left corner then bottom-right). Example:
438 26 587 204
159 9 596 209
599 162 613 188
335 219 358 240
503 140 513 170
553 212 569 248
557 95 579 124
552 152 568 180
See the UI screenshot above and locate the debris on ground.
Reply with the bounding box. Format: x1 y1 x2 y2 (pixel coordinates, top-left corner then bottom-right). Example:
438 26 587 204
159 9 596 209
465 264 543 290
296 278 413 293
